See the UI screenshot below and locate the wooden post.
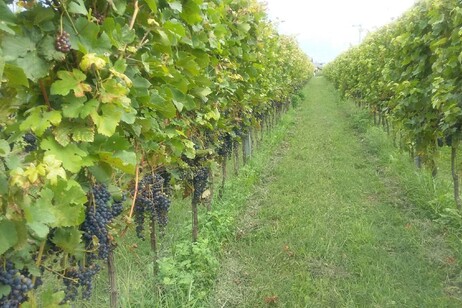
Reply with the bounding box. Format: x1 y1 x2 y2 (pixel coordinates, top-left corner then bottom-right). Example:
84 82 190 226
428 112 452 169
233 142 239 175
242 133 251 165
192 198 199 242
219 159 227 198
107 250 118 308
452 143 461 210
150 218 158 275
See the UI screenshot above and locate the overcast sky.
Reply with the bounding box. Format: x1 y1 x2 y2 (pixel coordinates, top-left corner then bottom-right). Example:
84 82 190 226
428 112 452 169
262 0 417 63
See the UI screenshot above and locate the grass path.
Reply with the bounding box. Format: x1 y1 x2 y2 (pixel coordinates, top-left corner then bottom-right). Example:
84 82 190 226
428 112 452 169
210 77 462 307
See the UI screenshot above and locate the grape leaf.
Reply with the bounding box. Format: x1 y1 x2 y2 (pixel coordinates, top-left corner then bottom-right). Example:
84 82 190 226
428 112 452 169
53 119 95 146
35 287 68 308
237 23 251 33
0 173 8 195
88 163 113 183
112 0 127 15
52 227 83 255
52 201 86 228
192 87 212 101
121 107 137 124
170 87 196 111
177 53 200 75
1 35 35 61
40 138 92 173
100 79 130 107
0 285 11 299
62 98 98 119
50 69 92 97
16 51 50 82
0 1 15 23
181 1 202 25
20 107 62 136
169 1 182 12
68 0 88 15
43 154 67 184
112 24 136 46
98 150 136 174
143 0 157 12
54 179 87 208
32 5 55 25
0 139 10 157
79 53 106 71
0 219 18 255
23 188 56 239
37 36 66 62
92 133 131 152
70 17 112 54
149 91 177 118
0 52 4 80
164 20 186 39
72 126 95 143
3 63 29 87
90 104 123 137
53 125 72 147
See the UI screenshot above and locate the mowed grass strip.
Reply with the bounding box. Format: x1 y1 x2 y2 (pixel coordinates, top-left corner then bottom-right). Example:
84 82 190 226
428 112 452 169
211 77 462 307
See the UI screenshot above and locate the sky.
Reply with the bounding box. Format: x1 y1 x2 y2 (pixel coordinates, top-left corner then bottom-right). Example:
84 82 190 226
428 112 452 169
262 0 417 63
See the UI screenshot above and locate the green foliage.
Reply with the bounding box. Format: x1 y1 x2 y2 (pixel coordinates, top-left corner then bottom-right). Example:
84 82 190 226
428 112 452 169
0 0 314 305
323 0 462 209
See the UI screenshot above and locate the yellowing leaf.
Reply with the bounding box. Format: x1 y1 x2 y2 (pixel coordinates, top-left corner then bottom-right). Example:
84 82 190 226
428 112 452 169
80 53 106 71
43 155 67 185
24 163 46 183
109 68 132 87
100 79 131 107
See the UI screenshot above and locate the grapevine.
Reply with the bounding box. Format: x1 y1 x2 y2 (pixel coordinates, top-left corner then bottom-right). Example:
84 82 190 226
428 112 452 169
0 0 313 305
323 0 462 209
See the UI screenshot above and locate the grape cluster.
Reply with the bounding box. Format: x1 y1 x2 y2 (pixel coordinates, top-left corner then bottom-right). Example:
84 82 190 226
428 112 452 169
81 184 112 260
133 196 148 239
193 167 209 202
93 12 105 24
62 185 123 302
158 168 172 196
217 133 233 159
62 264 100 302
0 261 34 308
55 31 71 53
82 184 124 259
233 126 245 138
23 132 37 153
111 197 124 218
133 174 171 239
154 192 170 227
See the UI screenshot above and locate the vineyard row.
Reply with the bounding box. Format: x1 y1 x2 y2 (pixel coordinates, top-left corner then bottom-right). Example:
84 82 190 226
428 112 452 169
0 0 314 306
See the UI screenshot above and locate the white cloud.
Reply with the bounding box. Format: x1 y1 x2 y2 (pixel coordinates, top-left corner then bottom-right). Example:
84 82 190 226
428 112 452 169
261 0 417 63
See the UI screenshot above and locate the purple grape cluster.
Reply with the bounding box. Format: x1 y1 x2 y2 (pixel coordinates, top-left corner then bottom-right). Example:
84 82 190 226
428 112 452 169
93 12 105 24
81 184 112 260
23 132 37 153
217 133 233 159
133 174 172 239
62 264 100 302
61 184 123 302
193 167 209 202
0 261 34 308
55 31 71 53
